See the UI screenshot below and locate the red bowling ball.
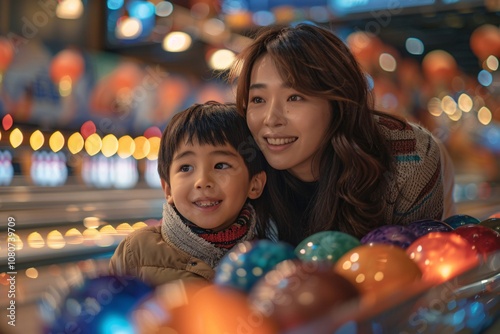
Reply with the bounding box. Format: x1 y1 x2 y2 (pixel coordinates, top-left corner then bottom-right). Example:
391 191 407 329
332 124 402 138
453 224 500 260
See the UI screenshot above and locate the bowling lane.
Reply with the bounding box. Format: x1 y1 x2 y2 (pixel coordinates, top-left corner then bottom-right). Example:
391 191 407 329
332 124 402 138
1 181 164 271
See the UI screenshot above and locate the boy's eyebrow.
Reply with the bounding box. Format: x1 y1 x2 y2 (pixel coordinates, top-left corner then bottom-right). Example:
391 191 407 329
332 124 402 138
210 149 240 158
173 150 194 161
173 148 239 161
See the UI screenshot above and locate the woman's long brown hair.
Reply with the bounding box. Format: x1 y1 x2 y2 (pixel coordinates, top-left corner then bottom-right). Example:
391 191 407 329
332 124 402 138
229 24 398 245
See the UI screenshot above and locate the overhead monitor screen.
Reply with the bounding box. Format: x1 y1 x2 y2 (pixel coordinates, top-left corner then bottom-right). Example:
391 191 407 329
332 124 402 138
328 0 436 16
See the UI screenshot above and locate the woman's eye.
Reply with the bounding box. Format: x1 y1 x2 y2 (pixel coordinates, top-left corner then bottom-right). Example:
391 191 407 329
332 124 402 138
288 95 303 102
215 162 231 170
250 96 264 104
179 165 192 172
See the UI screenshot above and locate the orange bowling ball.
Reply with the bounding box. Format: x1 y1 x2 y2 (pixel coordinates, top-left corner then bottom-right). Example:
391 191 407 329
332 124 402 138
135 281 278 334
334 244 422 300
488 212 500 219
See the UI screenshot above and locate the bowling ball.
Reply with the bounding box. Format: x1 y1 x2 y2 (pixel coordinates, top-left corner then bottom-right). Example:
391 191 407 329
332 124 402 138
406 232 479 283
334 244 422 299
444 214 480 229
295 230 360 264
360 225 418 249
214 239 296 293
453 224 500 259
40 275 153 334
136 281 277 334
479 218 500 233
488 212 500 219
407 219 453 238
249 260 359 331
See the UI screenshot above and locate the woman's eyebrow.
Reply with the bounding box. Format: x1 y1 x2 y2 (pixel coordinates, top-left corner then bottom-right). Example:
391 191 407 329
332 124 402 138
249 83 266 90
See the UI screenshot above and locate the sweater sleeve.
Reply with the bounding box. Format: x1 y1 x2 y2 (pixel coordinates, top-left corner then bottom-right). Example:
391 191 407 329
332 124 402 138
434 136 457 219
391 123 445 224
376 116 445 225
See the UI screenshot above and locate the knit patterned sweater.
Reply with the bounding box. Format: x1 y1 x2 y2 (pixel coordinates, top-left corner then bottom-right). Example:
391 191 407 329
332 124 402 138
376 114 444 224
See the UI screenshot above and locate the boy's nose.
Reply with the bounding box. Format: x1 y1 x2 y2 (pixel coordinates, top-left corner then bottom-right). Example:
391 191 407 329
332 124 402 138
194 170 214 189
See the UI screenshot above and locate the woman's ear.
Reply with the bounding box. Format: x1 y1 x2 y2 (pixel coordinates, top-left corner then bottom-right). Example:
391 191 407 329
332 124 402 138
161 179 174 205
247 171 267 199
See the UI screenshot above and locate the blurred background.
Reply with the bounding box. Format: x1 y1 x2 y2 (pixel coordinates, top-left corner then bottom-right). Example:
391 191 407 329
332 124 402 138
0 0 500 333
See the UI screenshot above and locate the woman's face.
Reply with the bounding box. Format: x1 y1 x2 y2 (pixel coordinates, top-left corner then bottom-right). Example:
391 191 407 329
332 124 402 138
246 54 332 181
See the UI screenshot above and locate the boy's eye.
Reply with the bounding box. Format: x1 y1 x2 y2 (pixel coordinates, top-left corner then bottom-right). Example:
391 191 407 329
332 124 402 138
215 162 231 169
180 165 192 172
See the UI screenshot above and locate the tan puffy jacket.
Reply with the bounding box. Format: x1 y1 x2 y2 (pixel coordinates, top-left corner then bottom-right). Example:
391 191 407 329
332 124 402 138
109 226 214 287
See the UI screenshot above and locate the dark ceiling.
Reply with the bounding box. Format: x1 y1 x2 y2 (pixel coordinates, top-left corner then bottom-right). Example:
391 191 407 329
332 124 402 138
1 1 499 77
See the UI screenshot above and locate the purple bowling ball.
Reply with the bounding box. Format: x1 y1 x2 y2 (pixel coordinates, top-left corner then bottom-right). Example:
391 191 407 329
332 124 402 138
360 225 418 249
407 219 453 238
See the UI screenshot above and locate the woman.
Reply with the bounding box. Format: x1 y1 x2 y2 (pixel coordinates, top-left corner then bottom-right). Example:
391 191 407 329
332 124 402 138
229 24 455 246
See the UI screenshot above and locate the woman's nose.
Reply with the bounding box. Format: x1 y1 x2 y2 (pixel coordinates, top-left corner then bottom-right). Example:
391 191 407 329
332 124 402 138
263 101 286 127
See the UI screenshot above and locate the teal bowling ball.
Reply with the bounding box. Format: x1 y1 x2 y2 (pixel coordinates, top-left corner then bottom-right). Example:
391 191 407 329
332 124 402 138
444 214 480 229
295 230 360 264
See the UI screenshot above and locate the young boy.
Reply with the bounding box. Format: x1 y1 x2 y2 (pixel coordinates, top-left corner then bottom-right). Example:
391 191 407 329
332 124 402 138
109 101 267 287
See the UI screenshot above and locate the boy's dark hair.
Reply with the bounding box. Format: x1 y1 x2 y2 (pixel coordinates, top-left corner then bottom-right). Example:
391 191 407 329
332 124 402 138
157 101 266 184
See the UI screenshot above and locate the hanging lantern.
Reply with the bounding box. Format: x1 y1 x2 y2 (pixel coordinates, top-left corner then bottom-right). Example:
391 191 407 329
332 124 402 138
49 48 85 96
347 31 383 72
0 37 14 72
422 50 458 87
470 24 500 61
154 76 189 123
0 37 14 88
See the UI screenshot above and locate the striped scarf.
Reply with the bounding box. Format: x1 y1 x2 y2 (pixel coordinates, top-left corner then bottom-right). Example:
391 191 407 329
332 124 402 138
181 204 253 249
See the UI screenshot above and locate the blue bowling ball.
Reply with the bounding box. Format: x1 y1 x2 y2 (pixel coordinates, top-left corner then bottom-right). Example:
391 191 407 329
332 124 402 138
40 275 153 334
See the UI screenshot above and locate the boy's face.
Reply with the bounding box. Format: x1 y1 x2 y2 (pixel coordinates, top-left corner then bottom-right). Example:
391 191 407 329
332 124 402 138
161 138 265 231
